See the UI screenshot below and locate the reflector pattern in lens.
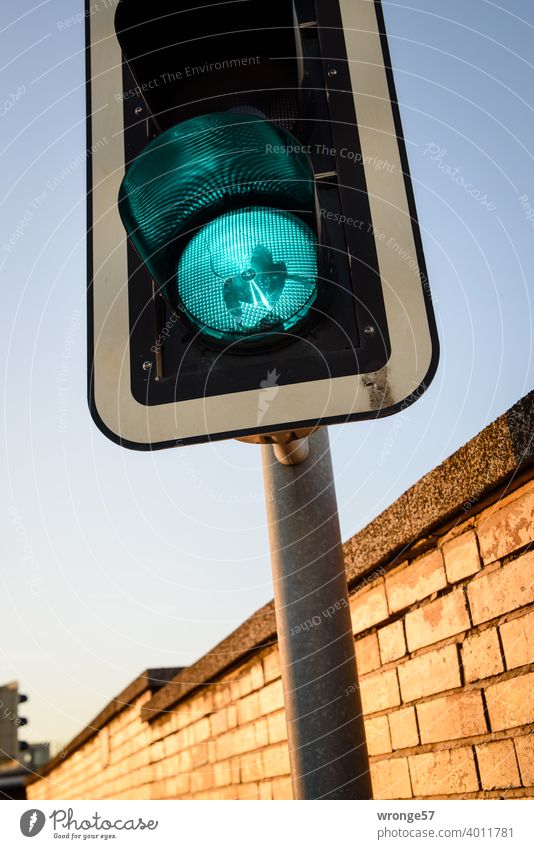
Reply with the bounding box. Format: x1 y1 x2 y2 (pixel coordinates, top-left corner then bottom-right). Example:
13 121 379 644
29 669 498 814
177 207 318 340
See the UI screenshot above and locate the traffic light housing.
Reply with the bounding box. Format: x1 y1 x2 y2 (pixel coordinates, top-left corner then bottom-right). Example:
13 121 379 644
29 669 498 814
86 0 438 448
0 683 28 764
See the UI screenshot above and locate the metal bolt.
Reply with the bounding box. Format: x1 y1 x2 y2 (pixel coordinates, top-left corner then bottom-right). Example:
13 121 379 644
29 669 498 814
363 325 376 337
134 106 143 115
142 361 152 371
273 437 310 466
327 68 338 78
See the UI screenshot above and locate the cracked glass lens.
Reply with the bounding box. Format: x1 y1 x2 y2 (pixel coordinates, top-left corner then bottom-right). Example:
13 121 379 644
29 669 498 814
176 206 318 341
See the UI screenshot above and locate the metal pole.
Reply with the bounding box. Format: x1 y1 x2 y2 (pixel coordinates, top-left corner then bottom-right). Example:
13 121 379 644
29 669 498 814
262 428 372 800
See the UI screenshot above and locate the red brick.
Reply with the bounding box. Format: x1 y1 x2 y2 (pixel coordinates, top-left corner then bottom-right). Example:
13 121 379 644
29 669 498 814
190 766 214 793
351 583 389 634
499 610 534 670
475 740 520 790
215 727 252 761
262 743 290 779
232 663 264 698
237 782 259 800
213 685 232 711
230 756 240 784
485 672 534 731
195 692 214 720
267 710 287 745
213 760 232 788
226 705 237 730
398 644 461 702
258 781 272 800
164 730 186 758
360 668 400 714
370 757 412 799
163 773 191 797
259 679 285 716
355 632 381 675
271 777 293 800
240 751 263 783
263 649 281 684
254 717 269 749
237 692 260 726
200 786 235 800
386 551 447 613
364 715 392 756
191 717 211 744
514 735 534 786
416 692 487 744
405 590 471 651
409 747 478 796
467 554 534 625
249 662 265 692
388 707 419 750
190 742 209 768
209 709 228 738
443 531 480 583
461 628 504 682
173 750 191 777
378 620 406 664
477 489 534 563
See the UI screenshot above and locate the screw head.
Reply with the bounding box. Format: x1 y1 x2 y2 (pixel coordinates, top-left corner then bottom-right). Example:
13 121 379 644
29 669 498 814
363 324 376 337
142 361 152 371
240 268 256 281
327 68 338 78
134 106 143 115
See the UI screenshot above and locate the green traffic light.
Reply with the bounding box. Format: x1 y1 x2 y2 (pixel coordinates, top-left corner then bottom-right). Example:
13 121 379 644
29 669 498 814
118 113 318 343
177 206 317 341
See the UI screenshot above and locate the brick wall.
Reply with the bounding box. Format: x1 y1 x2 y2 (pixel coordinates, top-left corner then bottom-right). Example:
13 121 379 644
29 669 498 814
28 690 154 800
28 477 534 801
356 480 534 799
27 396 534 801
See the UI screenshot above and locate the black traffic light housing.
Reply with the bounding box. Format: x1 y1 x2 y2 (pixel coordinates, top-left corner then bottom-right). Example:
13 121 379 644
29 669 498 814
86 0 438 448
0 683 28 763
113 0 391 407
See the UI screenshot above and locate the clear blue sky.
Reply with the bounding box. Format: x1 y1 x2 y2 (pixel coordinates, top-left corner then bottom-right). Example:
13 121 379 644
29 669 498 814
1 0 533 749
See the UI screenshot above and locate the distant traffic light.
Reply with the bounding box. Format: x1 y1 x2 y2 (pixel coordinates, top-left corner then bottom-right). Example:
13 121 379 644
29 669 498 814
86 0 438 448
0 682 28 763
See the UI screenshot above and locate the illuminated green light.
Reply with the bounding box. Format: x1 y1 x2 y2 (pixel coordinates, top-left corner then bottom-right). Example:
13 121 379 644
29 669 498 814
177 207 318 341
119 113 317 320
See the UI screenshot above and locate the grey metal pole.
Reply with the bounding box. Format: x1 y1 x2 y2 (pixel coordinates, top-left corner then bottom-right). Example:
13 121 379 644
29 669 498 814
262 428 372 800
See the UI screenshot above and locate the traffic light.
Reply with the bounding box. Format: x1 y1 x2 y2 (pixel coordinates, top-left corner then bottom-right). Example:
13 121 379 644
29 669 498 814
86 0 438 449
0 683 28 763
